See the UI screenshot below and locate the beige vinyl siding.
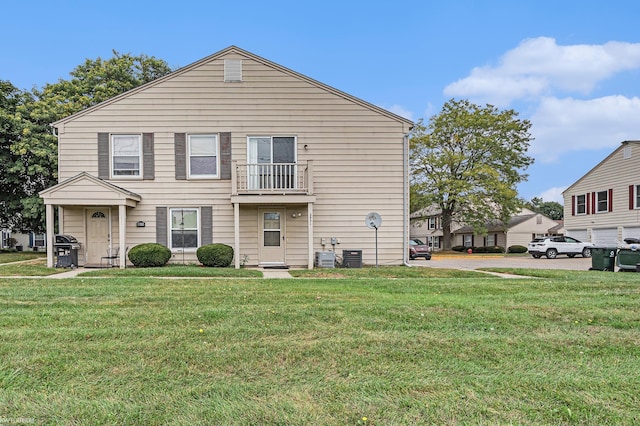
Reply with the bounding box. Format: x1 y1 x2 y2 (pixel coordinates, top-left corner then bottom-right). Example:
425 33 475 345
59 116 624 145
55 49 410 267
564 143 640 242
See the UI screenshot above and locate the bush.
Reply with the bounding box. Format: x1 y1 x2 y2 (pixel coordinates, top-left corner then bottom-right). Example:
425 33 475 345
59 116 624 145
486 245 505 253
197 243 234 267
451 246 466 252
508 245 528 254
128 243 171 267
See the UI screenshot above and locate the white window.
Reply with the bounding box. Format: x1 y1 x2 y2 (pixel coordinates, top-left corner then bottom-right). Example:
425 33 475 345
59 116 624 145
112 134 141 177
247 136 296 190
33 233 45 248
596 190 608 213
635 185 640 209
188 134 219 178
576 194 587 215
170 208 199 249
463 235 473 247
428 236 440 249
486 234 495 246
428 217 436 230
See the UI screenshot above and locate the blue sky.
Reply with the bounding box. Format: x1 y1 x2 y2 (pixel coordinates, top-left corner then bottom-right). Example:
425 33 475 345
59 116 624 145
3 0 640 204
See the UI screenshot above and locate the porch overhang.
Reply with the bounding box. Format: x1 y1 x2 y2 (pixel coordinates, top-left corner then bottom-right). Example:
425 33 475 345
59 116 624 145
39 172 141 268
230 194 316 205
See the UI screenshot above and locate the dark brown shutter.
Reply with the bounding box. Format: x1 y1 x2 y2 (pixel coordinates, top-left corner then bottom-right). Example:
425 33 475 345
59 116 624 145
156 207 167 246
571 195 575 216
220 132 232 180
175 133 186 180
591 192 596 214
630 185 635 210
143 133 154 180
608 188 613 212
98 133 110 179
201 206 212 245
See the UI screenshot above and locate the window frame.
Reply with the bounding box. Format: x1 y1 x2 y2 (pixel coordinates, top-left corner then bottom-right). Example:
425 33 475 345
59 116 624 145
576 194 587 215
187 134 219 179
635 185 640 209
596 190 608 213
111 134 142 178
169 207 200 251
33 233 46 248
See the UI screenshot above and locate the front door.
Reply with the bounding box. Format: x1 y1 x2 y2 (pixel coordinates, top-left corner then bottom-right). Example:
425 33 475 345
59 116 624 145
86 208 110 265
259 209 286 265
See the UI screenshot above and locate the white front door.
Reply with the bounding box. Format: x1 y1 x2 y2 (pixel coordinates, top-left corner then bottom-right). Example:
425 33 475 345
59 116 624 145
86 208 110 264
259 209 286 264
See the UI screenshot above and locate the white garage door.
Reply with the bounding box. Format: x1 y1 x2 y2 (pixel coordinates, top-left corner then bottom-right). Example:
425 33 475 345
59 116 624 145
566 229 588 242
623 227 640 241
591 228 618 245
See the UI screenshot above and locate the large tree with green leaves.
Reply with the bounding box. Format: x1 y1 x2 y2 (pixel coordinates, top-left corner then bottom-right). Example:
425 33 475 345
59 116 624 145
2 51 172 231
526 197 564 220
410 99 534 250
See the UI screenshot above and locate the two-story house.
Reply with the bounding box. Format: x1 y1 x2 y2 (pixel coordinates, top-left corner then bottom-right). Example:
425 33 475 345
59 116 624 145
563 140 640 244
39 46 414 269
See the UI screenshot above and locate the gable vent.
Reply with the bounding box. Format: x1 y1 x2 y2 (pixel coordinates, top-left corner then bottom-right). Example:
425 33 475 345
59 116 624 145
224 59 242 82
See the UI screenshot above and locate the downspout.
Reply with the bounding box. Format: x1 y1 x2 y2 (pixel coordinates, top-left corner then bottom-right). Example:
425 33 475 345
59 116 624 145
403 131 412 267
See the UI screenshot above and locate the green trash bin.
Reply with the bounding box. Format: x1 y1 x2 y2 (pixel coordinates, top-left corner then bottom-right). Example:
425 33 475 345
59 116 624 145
616 248 640 272
590 246 617 271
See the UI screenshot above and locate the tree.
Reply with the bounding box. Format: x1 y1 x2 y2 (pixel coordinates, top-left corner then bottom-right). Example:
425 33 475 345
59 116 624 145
526 197 563 220
410 99 534 250
2 52 172 231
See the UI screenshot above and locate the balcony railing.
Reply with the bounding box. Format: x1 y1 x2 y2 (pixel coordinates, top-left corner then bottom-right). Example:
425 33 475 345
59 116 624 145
232 160 313 195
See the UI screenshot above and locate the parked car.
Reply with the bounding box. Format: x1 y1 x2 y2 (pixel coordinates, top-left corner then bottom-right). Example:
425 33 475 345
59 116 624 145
527 236 594 259
409 238 432 260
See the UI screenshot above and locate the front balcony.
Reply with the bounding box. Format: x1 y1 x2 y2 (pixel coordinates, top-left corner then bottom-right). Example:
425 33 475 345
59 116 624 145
232 160 313 196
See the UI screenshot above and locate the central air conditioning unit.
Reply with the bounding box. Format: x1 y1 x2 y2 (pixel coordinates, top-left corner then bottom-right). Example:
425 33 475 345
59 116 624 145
315 251 335 268
342 249 363 268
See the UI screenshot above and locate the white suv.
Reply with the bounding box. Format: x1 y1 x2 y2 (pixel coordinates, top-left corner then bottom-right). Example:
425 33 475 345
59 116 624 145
528 236 594 259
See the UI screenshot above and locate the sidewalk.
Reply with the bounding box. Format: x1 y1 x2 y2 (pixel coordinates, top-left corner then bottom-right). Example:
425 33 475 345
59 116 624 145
3 266 293 279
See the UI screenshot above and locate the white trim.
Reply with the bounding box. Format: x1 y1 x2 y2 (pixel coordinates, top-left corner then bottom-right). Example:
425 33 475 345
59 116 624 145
169 207 200 251
576 193 587 215
187 134 220 179
111 134 142 179
596 190 608 213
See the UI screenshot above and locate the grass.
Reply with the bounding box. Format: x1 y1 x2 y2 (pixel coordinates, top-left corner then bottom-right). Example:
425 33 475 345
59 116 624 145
1 268 639 424
79 264 263 278
0 251 46 264
0 257 61 276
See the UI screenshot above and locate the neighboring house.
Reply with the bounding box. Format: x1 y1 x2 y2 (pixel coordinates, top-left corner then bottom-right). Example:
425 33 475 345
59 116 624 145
451 208 562 249
39 46 414 269
563 140 640 244
411 207 560 250
1 229 46 251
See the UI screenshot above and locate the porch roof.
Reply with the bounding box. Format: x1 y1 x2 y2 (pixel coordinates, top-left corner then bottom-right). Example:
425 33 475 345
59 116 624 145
39 172 141 207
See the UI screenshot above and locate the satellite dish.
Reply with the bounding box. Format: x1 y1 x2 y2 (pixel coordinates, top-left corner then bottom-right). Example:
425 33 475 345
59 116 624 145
366 212 382 229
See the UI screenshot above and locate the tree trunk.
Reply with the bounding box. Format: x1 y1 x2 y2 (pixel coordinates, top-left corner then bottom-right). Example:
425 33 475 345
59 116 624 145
441 208 453 250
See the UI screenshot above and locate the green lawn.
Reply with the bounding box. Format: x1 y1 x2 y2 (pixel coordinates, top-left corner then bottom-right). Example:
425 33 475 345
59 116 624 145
1 269 639 424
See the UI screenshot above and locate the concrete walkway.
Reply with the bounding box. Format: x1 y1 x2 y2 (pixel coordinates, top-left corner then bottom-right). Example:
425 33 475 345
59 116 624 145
4 266 293 279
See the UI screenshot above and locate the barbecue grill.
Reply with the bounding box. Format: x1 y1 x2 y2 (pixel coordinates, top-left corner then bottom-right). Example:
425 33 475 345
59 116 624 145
54 234 81 268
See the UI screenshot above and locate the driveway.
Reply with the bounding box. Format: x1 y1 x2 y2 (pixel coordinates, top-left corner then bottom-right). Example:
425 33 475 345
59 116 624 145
410 254 593 271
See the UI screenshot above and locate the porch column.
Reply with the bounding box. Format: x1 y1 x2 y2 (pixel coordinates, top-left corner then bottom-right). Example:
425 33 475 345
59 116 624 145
307 202 314 269
46 203 55 268
234 203 240 269
119 204 127 269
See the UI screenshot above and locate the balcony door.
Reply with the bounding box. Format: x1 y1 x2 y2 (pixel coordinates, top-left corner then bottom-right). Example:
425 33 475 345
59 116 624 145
248 136 296 190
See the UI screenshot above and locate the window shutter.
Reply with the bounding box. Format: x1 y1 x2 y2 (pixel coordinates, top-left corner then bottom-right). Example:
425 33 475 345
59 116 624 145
220 132 232 180
630 185 635 210
156 207 167 246
201 206 213 245
571 195 575 216
29 233 34 248
608 188 613 212
98 133 110 179
175 133 186 180
143 133 154 180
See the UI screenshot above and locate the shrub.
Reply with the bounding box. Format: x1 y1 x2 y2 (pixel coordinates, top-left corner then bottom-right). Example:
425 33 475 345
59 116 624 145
451 246 466 252
197 243 234 267
128 243 171 267
508 245 528 254
486 245 505 253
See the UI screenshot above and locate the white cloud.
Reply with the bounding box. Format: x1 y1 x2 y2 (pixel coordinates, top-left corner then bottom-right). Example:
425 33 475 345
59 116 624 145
385 104 414 120
538 186 567 204
530 95 640 162
444 37 640 106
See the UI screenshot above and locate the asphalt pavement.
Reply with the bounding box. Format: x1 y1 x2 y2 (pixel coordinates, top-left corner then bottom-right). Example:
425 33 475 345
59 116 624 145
410 254 594 271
